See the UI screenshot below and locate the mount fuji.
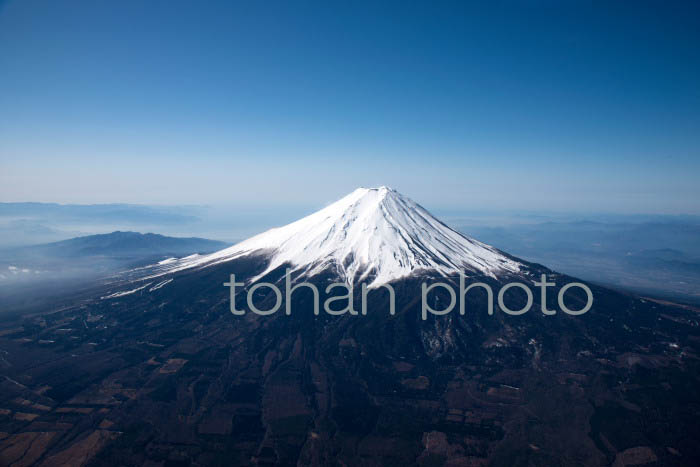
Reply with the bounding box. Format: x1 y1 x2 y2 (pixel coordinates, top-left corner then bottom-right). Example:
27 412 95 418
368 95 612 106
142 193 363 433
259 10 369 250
2 188 700 466
142 186 523 287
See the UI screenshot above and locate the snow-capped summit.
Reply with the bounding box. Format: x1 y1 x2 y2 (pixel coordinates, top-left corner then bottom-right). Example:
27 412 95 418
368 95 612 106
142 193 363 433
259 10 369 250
146 186 522 286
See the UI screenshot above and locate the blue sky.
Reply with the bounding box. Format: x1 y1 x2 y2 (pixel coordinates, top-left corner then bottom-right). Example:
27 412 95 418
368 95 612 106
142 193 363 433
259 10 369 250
0 0 698 213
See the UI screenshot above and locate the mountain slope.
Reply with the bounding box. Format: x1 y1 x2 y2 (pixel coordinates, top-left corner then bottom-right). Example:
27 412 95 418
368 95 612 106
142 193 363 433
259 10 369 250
146 187 522 286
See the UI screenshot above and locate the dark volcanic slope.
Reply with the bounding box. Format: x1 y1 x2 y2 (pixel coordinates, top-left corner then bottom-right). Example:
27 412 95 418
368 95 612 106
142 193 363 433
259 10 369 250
0 256 699 466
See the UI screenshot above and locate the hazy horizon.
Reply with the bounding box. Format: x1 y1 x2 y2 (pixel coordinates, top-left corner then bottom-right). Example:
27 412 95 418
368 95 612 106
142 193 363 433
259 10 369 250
2 197 700 304
2 198 700 245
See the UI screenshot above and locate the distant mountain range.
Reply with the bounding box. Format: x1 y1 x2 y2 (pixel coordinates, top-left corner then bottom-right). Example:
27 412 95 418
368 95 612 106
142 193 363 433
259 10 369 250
0 202 200 225
0 202 206 247
0 230 228 270
24 231 228 259
0 231 230 311
464 220 700 303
